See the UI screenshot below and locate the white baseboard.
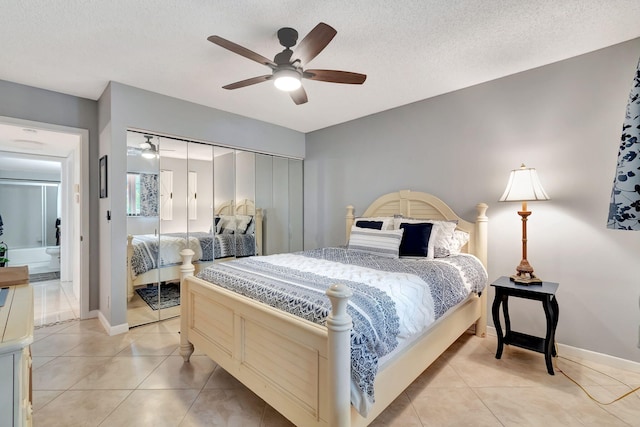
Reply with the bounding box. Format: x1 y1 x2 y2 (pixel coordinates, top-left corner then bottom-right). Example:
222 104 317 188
486 326 640 374
97 310 129 336
83 309 99 320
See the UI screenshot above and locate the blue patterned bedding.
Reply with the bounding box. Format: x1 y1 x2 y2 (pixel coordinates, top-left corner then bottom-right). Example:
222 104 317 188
196 247 487 416
130 232 256 276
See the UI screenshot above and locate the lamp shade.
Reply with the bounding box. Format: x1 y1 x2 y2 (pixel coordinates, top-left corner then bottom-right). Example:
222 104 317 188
499 164 549 202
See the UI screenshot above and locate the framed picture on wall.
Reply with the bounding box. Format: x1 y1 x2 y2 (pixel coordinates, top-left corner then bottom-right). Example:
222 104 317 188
99 155 108 198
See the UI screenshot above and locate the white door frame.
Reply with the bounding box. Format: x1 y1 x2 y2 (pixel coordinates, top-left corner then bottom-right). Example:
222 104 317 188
0 116 90 319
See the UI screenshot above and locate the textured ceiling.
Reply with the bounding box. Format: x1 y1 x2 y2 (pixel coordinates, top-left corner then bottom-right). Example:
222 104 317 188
2 1 640 133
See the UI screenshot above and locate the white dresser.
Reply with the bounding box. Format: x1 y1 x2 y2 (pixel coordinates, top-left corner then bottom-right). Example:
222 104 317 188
0 282 34 427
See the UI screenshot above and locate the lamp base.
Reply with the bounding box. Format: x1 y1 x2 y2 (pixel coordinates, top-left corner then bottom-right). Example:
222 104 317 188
510 273 542 285
511 258 542 285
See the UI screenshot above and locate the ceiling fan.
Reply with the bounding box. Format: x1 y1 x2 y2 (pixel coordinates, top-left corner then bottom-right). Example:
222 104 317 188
127 135 164 158
207 22 367 105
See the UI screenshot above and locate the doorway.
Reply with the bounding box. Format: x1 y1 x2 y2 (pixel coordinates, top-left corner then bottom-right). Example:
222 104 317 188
0 116 90 320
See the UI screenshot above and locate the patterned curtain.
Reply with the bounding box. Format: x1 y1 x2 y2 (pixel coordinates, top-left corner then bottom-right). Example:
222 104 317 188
140 173 159 217
608 57 640 230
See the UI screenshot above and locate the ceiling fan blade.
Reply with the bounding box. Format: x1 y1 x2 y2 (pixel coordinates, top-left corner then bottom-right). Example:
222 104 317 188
222 75 271 90
303 69 367 84
208 35 276 68
292 23 337 66
289 86 308 105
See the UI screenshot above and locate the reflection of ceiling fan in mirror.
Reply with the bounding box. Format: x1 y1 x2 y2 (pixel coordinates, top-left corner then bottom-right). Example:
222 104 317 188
208 22 367 105
127 135 176 158
139 135 159 159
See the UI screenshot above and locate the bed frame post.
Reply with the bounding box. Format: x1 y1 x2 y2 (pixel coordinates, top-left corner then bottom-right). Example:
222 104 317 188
179 248 195 362
345 205 355 244
325 283 353 427
475 203 489 338
255 208 263 256
126 235 135 301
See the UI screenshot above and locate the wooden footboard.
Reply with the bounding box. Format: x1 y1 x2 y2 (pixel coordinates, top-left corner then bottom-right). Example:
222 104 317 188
179 249 352 426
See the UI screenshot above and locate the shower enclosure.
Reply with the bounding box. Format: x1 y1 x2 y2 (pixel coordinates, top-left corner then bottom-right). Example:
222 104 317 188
0 179 60 270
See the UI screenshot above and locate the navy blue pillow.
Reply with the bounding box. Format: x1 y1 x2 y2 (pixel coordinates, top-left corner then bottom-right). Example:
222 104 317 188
399 222 434 257
355 220 384 230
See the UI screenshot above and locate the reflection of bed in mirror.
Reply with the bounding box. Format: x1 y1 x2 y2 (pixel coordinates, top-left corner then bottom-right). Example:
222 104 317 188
179 190 488 426
214 199 263 257
126 199 262 301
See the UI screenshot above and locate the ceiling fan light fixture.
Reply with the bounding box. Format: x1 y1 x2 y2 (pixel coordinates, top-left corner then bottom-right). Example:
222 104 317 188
141 148 158 159
273 69 301 92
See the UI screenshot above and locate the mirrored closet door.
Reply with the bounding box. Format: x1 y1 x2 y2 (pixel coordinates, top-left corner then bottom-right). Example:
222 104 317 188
255 154 303 255
157 137 188 321
235 150 257 258
213 147 236 256
126 130 302 328
126 132 161 327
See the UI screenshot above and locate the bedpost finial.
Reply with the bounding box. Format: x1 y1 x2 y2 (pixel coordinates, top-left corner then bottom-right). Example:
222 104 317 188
476 202 488 219
326 284 353 321
180 249 196 276
326 283 353 300
180 248 195 261
346 206 356 245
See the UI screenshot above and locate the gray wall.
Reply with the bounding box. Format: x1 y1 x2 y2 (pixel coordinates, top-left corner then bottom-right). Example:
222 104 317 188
305 38 640 363
0 79 100 310
98 82 305 327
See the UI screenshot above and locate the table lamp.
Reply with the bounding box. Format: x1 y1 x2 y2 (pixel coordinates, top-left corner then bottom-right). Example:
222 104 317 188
499 164 549 284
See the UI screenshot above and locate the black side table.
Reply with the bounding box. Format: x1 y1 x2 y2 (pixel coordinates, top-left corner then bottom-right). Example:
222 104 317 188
491 276 559 375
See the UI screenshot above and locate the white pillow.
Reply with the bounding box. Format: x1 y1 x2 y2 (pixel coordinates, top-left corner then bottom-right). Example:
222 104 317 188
235 215 253 234
354 216 394 230
393 218 457 258
447 230 470 255
216 215 236 234
348 226 404 258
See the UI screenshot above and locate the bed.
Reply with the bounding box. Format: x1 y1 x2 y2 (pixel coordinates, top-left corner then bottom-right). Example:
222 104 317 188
126 199 263 301
178 190 488 426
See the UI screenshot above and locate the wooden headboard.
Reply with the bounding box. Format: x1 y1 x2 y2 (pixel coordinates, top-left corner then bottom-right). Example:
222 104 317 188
214 199 264 256
346 190 488 267
215 199 256 216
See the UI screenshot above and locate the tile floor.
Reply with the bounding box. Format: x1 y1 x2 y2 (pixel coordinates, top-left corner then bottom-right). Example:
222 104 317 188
32 279 79 328
127 283 181 327
31 312 640 426
32 276 180 330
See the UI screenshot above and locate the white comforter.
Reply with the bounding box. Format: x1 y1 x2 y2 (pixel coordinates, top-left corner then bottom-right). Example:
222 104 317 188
259 252 436 338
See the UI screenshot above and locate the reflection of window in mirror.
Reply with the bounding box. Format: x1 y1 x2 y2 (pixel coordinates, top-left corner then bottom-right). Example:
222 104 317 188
188 171 197 220
126 173 141 216
160 170 173 220
127 172 159 217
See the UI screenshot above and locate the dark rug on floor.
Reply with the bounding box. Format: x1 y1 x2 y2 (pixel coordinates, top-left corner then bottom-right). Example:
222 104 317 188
135 282 180 310
29 271 61 283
